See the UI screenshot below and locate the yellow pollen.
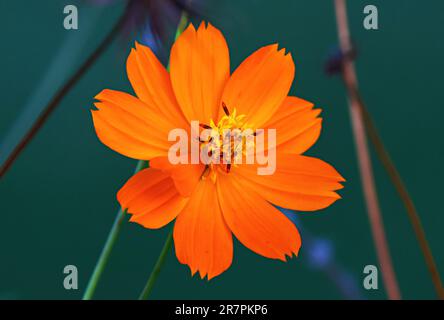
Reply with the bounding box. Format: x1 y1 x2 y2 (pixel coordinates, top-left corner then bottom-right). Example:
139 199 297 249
199 108 255 182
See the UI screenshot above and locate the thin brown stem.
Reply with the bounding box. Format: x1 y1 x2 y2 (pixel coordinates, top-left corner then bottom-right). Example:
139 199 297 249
334 0 401 300
351 88 444 300
0 6 130 179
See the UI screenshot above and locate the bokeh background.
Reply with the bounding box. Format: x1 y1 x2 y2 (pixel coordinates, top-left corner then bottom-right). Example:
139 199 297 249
1 0 443 299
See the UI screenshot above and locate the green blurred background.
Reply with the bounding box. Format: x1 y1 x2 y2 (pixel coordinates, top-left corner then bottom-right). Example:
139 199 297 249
1 0 443 299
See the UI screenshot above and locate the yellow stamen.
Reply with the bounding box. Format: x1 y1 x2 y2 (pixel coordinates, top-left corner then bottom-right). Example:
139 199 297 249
198 107 255 182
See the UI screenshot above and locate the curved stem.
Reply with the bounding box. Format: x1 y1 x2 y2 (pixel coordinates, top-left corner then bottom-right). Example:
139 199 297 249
0 5 129 179
136 12 189 300
356 91 444 299
138 229 174 300
334 0 443 300
82 208 126 300
83 12 189 300
83 160 146 300
334 0 401 300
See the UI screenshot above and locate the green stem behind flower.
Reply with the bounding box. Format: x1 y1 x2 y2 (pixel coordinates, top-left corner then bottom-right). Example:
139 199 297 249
138 229 174 300
83 12 189 300
83 160 146 300
136 12 190 300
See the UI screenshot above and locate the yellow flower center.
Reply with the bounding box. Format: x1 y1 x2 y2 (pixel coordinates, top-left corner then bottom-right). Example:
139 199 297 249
199 107 255 182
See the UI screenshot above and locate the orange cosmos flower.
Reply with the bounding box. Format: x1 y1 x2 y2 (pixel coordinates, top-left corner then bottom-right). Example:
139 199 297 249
91 22 344 279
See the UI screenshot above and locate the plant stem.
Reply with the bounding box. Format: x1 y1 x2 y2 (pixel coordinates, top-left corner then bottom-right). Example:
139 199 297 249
82 208 125 300
334 0 401 300
83 12 189 300
136 12 189 300
83 160 146 300
334 0 444 300
0 5 129 179
138 229 174 300
352 88 444 300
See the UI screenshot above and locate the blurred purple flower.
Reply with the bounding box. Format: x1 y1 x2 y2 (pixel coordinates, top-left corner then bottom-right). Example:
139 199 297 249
87 0 202 45
306 238 333 269
279 207 364 299
139 21 161 53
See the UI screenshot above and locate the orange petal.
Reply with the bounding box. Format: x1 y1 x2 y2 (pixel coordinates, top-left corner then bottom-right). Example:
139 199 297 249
174 179 233 279
170 22 230 123
264 96 322 154
235 153 345 211
117 168 187 229
217 173 301 260
150 156 205 197
92 89 173 160
221 44 295 127
127 42 188 129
